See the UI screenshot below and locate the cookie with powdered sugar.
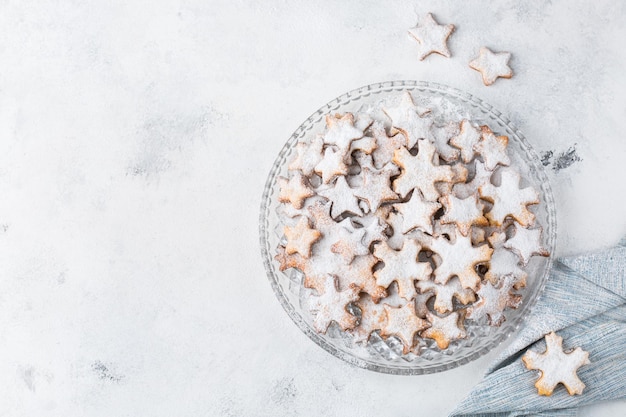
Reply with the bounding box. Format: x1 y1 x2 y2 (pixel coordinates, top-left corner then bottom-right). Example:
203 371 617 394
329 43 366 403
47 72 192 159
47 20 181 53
522 332 590 396
373 239 432 301
317 175 362 218
421 311 467 350
486 231 528 288
277 171 315 209
466 274 521 326
439 193 488 237
469 47 513 86
474 125 511 171
479 168 539 227
504 222 550 266
380 302 430 354
283 216 321 258
416 277 476 314
309 275 360 333
450 119 481 163
383 92 432 149
351 294 388 344
427 233 493 290
392 140 454 201
408 13 455 60
322 113 364 159
289 134 325 176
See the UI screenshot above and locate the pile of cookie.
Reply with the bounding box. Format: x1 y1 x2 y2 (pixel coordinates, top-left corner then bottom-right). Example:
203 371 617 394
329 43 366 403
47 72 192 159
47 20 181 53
275 91 548 355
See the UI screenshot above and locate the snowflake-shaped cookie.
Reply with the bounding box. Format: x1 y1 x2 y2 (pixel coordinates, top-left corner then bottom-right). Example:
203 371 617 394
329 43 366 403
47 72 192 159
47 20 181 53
429 234 493 290
408 13 455 60
504 223 549 265
284 216 321 258
309 275 360 333
392 140 454 201
373 239 432 301
466 274 521 326
522 332 590 396
469 47 513 86
380 302 430 353
479 169 539 227
421 311 466 350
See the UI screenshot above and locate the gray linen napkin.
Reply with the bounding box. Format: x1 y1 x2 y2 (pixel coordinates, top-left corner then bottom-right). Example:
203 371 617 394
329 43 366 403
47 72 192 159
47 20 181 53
450 238 626 417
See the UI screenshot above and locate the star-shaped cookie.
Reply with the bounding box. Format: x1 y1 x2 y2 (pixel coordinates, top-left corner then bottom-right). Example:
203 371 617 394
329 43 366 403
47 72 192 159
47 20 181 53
381 302 430 353
382 92 432 148
284 216 321 258
314 146 349 184
323 113 364 157
317 175 362 218
393 190 441 234
431 122 461 162
277 172 315 209
504 223 549 265
288 135 325 176
330 226 369 264
421 311 467 350
353 166 398 212
469 47 513 86
370 121 407 168
439 193 488 236
408 13 455 60
351 295 388 344
453 160 493 199
474 125 511 171
450 119 481 163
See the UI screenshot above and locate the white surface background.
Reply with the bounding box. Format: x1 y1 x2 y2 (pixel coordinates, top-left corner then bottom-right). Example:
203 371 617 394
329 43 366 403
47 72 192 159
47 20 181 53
0 0 624 416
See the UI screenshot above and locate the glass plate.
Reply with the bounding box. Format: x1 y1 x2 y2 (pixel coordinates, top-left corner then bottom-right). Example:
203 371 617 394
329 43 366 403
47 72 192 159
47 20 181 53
259 81 556 374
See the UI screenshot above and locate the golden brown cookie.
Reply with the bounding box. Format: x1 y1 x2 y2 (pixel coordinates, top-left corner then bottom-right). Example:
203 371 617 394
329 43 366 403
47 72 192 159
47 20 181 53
522 332 590 396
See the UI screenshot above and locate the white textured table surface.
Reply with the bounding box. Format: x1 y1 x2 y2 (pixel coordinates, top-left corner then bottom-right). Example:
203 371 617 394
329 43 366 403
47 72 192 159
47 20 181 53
0 1 624 416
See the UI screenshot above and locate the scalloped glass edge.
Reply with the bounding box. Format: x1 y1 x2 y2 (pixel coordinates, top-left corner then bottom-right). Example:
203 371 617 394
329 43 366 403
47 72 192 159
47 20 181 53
259 80 557 375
